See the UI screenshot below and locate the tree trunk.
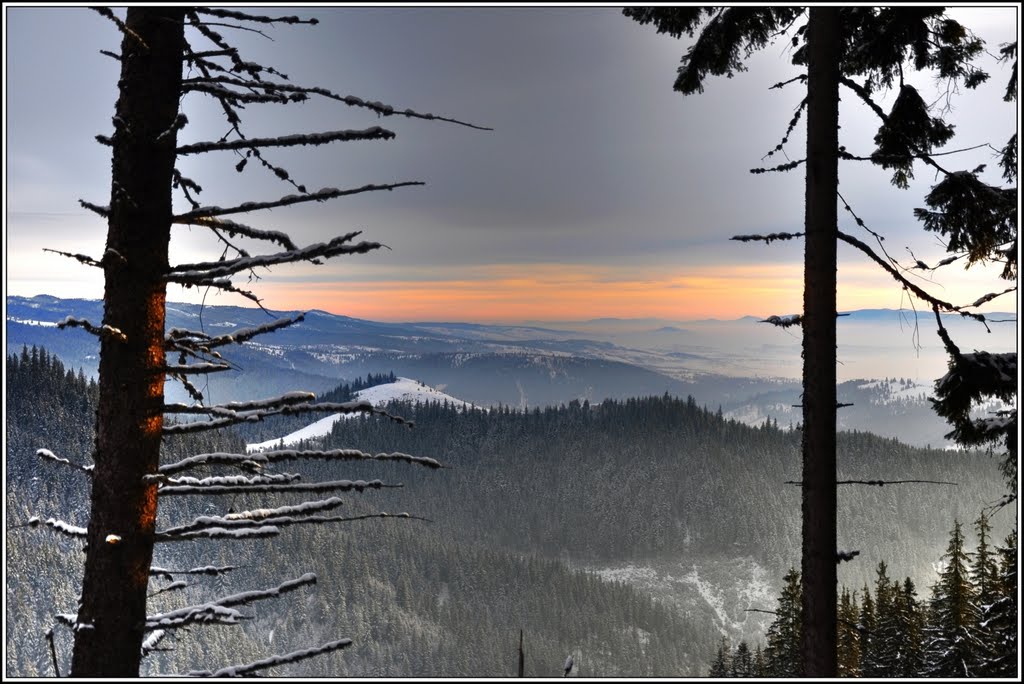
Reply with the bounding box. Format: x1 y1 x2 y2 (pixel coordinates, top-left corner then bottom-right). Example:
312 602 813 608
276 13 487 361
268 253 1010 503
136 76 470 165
71 8 185 677
800 6 840 678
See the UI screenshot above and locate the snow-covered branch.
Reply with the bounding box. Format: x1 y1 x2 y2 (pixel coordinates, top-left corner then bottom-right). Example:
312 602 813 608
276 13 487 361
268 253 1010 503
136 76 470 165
173 182 424 222
167 313 304 350
146 573 317 631
194 8 319 26
37 449 94 476
242 447 443 469
162 361 233 375
187 639 353 678
168 232 380 280
176 126 396 155
164 391 315 416
57 316 127 342
731 232 804 244
158 478 399 496
150 565 239 580
157 509 426 540
27 516 88 539
173 215 298 251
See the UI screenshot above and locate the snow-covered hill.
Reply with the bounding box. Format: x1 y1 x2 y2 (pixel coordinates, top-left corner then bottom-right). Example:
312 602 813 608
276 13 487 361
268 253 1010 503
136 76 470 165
246 377 478 452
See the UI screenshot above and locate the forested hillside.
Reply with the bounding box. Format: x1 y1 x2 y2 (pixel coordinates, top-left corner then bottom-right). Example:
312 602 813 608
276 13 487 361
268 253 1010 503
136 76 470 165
5 349 1012 676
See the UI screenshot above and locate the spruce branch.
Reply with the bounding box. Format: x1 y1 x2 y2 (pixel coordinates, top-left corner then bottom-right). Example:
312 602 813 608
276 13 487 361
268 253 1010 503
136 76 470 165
42 249 103 269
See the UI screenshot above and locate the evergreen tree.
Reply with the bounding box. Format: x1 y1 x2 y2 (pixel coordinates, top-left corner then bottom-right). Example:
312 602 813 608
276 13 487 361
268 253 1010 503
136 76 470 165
857 585 876 676
922 521 983 676
863 561 897 676
708 636 731 677
891 577 924 677
764 568 802 677
731 640 754 677
622 8 1015 674
836 587 861 677
977 529 1018 678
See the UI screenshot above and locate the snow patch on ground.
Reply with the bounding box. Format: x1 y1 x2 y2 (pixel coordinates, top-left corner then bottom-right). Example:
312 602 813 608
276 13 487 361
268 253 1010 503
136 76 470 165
247 377 478 452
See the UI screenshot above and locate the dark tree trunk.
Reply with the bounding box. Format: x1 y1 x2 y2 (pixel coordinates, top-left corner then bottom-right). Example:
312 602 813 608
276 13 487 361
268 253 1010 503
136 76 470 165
71 8 185 677
800 6 840 678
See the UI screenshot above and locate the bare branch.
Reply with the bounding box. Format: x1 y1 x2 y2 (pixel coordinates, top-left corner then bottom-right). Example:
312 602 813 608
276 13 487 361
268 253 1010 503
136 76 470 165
174 182 425 222
158 478 401 496
42 248 102 268
187 640 353 678
78 200 110 218
761 315 802 328
91 7 148 50
785 479 958 486
731 232 804 244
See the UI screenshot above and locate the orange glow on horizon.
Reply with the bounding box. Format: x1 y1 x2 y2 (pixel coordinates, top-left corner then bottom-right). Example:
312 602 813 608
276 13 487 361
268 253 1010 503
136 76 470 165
237 260 1011 323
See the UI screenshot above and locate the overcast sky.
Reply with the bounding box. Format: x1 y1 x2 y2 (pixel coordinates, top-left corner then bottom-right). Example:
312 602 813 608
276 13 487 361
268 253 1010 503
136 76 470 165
4 5 1019 322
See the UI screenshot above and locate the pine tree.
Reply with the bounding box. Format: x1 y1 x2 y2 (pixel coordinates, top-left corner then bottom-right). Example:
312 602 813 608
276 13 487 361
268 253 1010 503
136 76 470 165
976 528 1018 678
922 521 984 677
863 561 896 676
857 585 876 676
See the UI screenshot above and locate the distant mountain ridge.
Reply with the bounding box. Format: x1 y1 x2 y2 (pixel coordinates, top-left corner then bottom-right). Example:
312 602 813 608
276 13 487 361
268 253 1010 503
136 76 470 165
6 294 1012 447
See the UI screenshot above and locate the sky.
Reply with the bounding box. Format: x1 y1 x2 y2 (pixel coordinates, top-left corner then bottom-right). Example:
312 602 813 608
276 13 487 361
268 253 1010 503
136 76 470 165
3 5 1020 323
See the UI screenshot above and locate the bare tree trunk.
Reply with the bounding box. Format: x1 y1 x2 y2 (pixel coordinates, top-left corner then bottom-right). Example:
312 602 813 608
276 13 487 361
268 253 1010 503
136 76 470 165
71 8 185 677
801 6 840 678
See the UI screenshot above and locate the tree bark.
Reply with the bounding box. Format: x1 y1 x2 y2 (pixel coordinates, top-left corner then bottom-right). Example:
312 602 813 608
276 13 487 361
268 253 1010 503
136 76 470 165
71 8 185 677
801 6 840 678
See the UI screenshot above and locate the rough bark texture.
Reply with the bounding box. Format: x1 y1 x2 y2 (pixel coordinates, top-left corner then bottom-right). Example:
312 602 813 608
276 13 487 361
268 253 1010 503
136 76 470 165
800 6 840 678
71 8 185 677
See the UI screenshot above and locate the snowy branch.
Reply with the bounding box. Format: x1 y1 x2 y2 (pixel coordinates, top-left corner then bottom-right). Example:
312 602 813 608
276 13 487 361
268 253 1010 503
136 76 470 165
146 574 317 631
761 315 802 328
150 565 239 580
731 232 804 244
194 8 319 26
173 182 425 222
187 639 353 677
176 126 396 155
172 215 298 251
57 316 127 342
164 391 315 416
157 510 427 540
36 449 93 476
28 516 88 539
158 478 400 496
162 447 441 474
162 361 233 375
836 549 861 563
168 232 381 279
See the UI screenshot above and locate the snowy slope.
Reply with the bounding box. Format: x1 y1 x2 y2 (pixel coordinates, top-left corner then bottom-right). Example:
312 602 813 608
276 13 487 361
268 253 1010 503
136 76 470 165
246 378 478 452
